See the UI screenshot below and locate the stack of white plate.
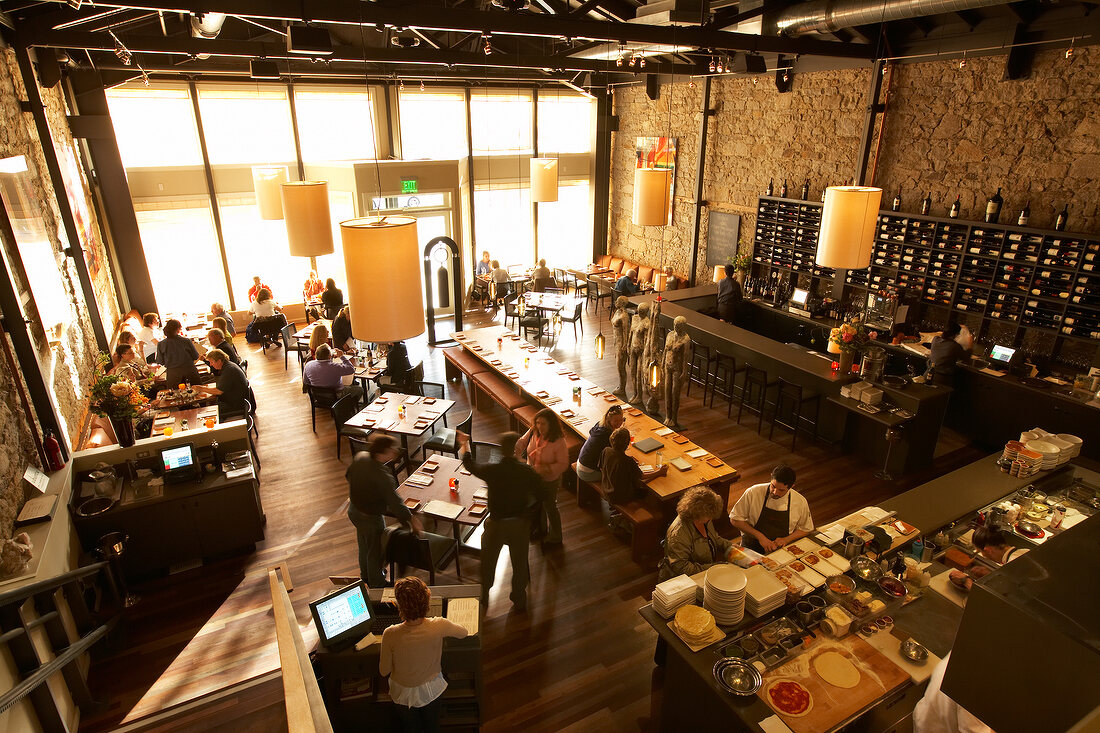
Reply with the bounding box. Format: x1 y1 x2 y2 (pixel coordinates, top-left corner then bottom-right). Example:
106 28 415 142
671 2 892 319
704 565 747 626
1056 433 1083 459
744 565 787 617
1025 440 1060 470
652 574 699 618
1046 436 1075 466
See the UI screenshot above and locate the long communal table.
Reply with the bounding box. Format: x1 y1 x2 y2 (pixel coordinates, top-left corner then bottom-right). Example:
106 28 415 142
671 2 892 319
451 325 739 510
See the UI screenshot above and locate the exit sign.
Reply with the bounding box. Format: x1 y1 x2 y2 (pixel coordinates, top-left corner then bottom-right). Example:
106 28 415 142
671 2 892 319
401 178 418 194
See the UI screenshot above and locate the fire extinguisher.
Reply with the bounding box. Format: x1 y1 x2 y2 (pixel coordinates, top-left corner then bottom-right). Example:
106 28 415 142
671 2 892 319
43 429 65 472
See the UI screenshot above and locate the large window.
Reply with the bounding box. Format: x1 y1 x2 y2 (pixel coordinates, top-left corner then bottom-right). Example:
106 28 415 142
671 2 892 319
196 86 297 165
294 87 376 162
474 186 531 268
537 94 593 154
471 91 532 153
106 85 203 168
537 182 592 268
399 90 467 160
134 200 228 313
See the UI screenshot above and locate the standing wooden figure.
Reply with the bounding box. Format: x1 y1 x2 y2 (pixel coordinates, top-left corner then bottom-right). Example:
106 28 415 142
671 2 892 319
628 302 652 404
643 299 664 418
663 315 692 428
611 298 632 399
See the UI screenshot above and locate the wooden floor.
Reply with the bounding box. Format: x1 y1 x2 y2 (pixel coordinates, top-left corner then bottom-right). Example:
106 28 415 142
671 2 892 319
78 302 983 733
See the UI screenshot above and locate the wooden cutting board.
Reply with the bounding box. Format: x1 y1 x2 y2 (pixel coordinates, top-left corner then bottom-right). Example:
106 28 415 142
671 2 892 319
758 634 909 733
927 570 968 608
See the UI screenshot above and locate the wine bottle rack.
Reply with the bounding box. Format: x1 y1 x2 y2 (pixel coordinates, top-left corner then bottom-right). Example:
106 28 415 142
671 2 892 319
750 195 1100 348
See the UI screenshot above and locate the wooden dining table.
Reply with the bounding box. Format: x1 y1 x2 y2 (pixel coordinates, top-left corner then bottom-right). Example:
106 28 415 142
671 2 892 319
396 455 488 529
150 404 221 436
343 392 456 454
522 291 579 313
451 325 738 506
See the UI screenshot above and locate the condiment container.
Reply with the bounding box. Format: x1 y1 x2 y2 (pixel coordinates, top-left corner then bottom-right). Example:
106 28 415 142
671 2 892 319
1050 505 1066 529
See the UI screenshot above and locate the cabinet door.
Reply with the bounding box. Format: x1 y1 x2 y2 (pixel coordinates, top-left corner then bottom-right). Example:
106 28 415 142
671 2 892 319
124 498 202 575
193 483 264 557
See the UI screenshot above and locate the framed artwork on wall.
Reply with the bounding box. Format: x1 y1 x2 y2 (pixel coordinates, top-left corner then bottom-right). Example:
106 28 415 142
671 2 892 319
635 136 676 226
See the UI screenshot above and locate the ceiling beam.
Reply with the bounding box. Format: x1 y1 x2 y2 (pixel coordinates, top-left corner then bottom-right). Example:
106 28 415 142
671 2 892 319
410 28 443 49
955 9 982 29
710 5 764 29
25 29 707 75
22 0 873 58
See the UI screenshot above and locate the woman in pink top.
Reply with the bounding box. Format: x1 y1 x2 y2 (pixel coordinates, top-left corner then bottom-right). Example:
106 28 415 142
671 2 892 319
516 408 569 544
380 577 469 732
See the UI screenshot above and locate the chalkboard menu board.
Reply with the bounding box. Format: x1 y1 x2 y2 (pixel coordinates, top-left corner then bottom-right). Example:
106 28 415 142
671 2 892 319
706 211 741 268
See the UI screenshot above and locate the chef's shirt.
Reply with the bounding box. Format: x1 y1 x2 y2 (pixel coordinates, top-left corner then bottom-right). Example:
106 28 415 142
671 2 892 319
729 482 814 536
912 653 994 733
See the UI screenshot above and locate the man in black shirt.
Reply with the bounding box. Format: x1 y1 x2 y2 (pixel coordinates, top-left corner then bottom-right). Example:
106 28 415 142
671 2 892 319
716 264 743 323
346 434 422 586
206 328 240 366
192 349 248 419
458 431 539 610
929 322 970 385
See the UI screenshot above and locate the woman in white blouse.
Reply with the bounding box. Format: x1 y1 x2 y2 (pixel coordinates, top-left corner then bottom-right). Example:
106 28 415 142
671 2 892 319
380 577 469 732
248 287 280 318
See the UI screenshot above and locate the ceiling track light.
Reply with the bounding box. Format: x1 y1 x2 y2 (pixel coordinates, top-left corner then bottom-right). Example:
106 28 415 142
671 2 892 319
65 0 82 8
483 34 492 55
1065 38 1075 60
492 0 530 9
709 57 716 73
390 31 420 48
639 56 646 68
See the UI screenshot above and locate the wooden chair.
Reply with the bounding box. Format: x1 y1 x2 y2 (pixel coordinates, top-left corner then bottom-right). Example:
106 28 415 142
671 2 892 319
558 301 584 340
686 343 713 400
586 275 611 313
708 351 746 418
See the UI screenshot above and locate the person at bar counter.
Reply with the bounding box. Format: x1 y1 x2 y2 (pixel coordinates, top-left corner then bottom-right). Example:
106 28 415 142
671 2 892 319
346 433 423 587
191 349 248 419
457 430 539 611
247 275 271 303
303 344 363 402
729 464 814 553
600 427 667 505
155 318 200 387
209 303 235 336
379 577 469 732
657 486 734 582
321 277 344 320
929 322 972 384
716 264 743 324
476 250 493 278
516 408 569 545
575 405 624 483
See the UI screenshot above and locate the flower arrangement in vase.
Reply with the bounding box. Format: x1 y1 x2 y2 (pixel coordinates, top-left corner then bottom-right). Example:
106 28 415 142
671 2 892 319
88 354 148 446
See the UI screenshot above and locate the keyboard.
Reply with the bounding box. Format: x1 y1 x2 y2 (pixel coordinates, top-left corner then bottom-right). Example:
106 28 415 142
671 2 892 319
371 614 402 635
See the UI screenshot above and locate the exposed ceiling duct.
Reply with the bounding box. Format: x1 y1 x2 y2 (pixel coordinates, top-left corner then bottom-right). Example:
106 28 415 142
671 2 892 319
775 0 1010 36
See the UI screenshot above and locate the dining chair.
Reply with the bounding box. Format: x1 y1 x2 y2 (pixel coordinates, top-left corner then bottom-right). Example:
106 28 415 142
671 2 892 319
386 527 461 585
558 301 584 340
305 385 341 433
333 393 371 459
472 441 502 463
279 324 309 372
502 293 521 330
414 381 448 427
418 412 472 461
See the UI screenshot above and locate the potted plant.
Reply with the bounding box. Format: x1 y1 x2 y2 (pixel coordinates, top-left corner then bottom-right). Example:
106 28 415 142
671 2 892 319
728 247 752 286
828 320 876 374
88 354 149 447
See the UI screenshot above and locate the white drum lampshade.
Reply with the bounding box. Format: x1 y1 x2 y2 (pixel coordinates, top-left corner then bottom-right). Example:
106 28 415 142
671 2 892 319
340 216 425 343
282 181 334 257
252 166 288 219
531 157 558 202
632 168 671 226
816 186 882 269
713 265 725 283
653 272 668 292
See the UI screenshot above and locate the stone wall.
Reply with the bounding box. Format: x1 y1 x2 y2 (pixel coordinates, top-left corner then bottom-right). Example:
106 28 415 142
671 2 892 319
0 49 119 541
608 45 1100 282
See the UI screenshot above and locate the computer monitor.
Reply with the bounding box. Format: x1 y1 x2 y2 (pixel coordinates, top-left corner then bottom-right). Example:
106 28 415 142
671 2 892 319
989 344 1016 365
159 443 199 483
791 288 809 307
309 581 377 649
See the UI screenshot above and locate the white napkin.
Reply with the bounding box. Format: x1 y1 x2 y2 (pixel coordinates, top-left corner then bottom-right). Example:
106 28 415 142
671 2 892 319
759 716 794 733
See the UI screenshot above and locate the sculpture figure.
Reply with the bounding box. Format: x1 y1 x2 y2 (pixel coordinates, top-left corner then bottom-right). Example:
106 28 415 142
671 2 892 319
627 302 651 404
662 315 692 428
643 300 664 417
611 298 632 398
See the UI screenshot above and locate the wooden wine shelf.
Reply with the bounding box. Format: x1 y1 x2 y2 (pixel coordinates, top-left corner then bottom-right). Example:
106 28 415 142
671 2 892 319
751 195 1100 346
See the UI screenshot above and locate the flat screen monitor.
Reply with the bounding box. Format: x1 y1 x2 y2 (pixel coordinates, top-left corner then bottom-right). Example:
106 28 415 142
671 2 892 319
990 344 1016 364
309 581 376 649
160 443 198 482
791 288 809 307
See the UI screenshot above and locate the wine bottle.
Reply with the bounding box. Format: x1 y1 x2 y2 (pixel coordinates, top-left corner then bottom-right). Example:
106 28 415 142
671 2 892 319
779 179 788 198
1017 201 1030 226
985 187 1003 223
765 178 773 196
949 196 961 219
800 179 809 200
891 187 901 212
920 192 931 216
1055 204 1069 231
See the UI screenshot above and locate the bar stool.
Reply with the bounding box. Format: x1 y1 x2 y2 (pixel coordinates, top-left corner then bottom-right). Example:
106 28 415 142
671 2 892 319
768 377 820 452
686 343 714 401
708 351 746 418
737 364 775 434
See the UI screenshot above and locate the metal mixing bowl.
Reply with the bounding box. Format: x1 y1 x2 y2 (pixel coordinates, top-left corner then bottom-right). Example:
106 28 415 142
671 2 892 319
851 555 883 581
713 658 763 696
900 639 929 664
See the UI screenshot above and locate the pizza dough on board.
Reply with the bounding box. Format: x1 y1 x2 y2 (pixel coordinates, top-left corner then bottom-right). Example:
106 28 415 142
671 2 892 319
813 651 861 689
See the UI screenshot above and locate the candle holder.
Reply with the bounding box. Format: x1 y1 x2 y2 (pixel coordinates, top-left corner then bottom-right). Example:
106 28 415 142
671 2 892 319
831 361 840 371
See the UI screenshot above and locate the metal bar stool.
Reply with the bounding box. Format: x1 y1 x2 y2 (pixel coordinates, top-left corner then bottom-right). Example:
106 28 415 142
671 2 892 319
686 343 714 401
708 351 746 418
737 364 775 434
768 377 820 452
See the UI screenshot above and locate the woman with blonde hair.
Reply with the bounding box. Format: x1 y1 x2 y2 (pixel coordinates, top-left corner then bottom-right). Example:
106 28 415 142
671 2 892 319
657 486 734 582
380 577 469 732
308 322 330 358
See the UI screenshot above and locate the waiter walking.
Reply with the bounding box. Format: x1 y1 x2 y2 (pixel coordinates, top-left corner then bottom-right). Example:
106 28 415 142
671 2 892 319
729 464 815 553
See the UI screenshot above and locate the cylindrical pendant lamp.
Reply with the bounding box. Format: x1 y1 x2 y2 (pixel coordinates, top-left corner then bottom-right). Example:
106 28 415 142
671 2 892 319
340 216 425 343
530 157 558 202
713 265 725 283
632 168 671 226
816 186 882 270
252 166 288 219
653 272 668 292
282 181 334 257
